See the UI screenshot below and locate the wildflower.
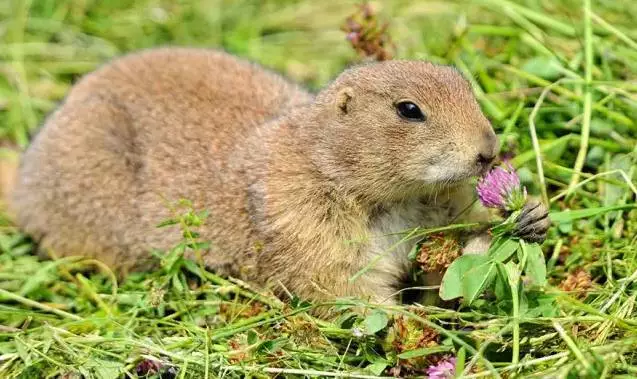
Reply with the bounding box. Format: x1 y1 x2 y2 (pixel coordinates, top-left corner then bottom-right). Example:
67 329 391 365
476 164 527 212
416 232 461 273
228 338 249 363
135 358 177 378
559 268 593 298
341 2 394 61
426 357 456 379
345 32 360 44
385 316 440 352
352 327 364 338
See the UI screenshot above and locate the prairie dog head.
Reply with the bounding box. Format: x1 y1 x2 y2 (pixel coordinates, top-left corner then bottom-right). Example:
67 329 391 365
310 60 498 201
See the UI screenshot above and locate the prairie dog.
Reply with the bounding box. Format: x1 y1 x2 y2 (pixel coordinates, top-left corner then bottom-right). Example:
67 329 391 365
11 48 549 304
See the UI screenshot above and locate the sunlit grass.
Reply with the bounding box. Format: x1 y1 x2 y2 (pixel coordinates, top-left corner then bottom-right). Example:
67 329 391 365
0 0 636 377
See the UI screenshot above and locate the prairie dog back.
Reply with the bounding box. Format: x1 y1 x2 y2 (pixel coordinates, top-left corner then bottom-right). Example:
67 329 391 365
12 48 312 271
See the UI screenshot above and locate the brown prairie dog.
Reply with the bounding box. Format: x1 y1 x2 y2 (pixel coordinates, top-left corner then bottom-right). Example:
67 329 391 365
10 48 549 305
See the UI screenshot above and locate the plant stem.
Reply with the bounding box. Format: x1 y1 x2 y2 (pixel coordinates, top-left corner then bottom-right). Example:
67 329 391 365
510 241 527 370
204 327 210 379
0 288 83 321
567 0 594 195
552 320 591 371
528 80 563 206
511 269 521 367
590 12 637 50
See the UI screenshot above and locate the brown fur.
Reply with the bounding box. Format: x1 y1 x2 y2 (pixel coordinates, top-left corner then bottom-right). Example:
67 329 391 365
11 47 511 304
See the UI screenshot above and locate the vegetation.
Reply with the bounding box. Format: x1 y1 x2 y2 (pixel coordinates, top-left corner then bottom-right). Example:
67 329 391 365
1 0 636 377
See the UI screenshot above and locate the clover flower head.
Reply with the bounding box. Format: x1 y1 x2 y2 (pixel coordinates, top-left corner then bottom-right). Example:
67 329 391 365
426 357 456 379
476 163 527 211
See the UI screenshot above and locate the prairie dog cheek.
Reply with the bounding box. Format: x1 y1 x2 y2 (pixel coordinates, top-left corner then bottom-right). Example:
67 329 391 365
409 148 470 184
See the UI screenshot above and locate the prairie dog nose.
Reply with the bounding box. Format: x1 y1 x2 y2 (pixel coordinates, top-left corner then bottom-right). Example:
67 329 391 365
477 151 496 167
476 129 499 169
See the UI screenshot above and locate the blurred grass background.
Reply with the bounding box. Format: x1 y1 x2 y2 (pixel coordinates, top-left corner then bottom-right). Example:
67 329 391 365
3 0 635 145
0 0 636 378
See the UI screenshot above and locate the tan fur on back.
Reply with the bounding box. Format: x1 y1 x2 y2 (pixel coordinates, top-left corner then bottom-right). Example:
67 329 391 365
11 48 498 304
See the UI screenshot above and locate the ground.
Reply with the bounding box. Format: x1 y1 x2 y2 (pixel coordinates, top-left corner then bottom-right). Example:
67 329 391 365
0 0 636 378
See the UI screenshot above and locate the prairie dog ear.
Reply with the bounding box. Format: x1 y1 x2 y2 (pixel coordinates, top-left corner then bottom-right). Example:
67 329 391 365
336 87 353 114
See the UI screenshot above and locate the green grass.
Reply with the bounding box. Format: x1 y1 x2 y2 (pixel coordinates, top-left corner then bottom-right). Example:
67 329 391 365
1 0 637 377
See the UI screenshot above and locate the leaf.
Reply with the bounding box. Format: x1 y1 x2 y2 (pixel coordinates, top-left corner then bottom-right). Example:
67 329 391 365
455 347 466 379
516 243 525 263
462 261 496 305
397 345 452 359
15 337 31 366
363 310 389 335
83 358 124 379
336 312 358 329
255 338 286 355
604 154 632 219
490 213 519 237
362 343 389 367
177 198 193 207
0 234 30 255
162 243 186 271
524 293 558 317
41 336 53 354
197 209 210 220
290 295 311 309
550 205 636 224
247 330 258 345
95 361 124 379
184 230 200 239
366 361 389 376
557 221 573 234
494 262 512 302
187 241 211 250
407 242 420 261
488 238 519 262
520 291 529 315
524 243 547 286
586 145 605 167
485 236 505 253
522 56 563 80
156 218 179 228
18 260 58 296
439 255 491 300
182 259 204 277
536 294 559 317
184 213 200 226
171 274 184 292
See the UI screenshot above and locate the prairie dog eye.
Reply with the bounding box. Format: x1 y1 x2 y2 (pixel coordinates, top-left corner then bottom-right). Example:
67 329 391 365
395 101 426 122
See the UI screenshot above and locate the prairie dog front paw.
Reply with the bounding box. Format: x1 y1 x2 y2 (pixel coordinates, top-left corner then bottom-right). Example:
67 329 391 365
514 199 550 243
